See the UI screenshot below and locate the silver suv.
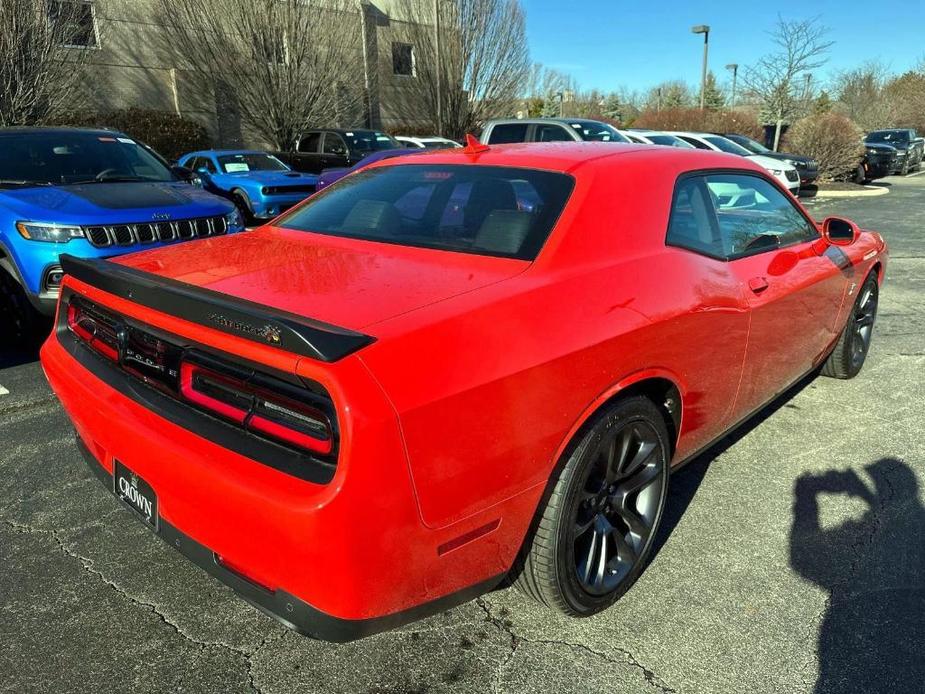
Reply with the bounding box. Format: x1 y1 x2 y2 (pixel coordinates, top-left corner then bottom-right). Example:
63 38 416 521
480 118 630 145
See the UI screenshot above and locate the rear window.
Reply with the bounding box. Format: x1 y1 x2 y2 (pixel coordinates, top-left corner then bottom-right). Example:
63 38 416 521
277 164 575 260
486 123 528 144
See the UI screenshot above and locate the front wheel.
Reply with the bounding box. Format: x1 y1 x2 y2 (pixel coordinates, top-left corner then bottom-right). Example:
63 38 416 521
0 269 41 349
822 272 879 379
514 396 670 616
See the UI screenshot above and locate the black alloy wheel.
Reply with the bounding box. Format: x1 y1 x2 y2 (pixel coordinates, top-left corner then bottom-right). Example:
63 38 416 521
571 419 665 595
822 272 879 379
514 396 670 616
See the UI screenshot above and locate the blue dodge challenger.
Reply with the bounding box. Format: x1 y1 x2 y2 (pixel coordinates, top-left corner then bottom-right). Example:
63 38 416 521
178 150 319 223
0 127 244 345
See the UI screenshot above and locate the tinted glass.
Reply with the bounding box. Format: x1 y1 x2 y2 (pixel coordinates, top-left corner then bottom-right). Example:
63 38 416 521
218 153 288 173
277 164 575 260
487 123 528 144
679 136 711 150
704 174 816 258
568 121 629 142
298 133 321 153
535 124 573 142
667 177 723 257
0 131 172 186
702 136 752 156
323 133 347 155
343 130 399 153
726 134 769 153
648 134 694 148
866 130 909 143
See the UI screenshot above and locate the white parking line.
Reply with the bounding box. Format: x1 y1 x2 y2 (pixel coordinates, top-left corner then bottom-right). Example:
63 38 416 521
0 384 8 396
905 169 925 178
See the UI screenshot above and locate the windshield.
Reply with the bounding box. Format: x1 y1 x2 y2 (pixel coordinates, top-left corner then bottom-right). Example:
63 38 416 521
218 152 288 173
568 122 630 143
866 130 909 144
344 130 400 153
726 134 769 154
647 134 694 148
277 164 574 260
0 130 173 186
703 136 752 156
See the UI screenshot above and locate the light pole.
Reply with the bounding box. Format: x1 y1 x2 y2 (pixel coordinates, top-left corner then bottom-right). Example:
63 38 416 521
434 0 442 136
691 25 710 110
726 63 738 108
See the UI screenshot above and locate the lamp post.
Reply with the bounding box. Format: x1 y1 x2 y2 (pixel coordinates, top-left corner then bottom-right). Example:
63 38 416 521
726 63 738 108
691 25 710 110
434 0 442 136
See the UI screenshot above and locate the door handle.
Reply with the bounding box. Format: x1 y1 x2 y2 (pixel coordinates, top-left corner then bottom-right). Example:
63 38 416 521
748 276 769 294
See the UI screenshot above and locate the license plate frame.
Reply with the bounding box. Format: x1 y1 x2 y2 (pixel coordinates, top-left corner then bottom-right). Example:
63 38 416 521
113 460 158 531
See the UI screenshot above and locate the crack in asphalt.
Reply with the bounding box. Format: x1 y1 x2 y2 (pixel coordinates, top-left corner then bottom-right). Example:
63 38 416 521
0 516 282 694
0 394 59 417
475 596 677 694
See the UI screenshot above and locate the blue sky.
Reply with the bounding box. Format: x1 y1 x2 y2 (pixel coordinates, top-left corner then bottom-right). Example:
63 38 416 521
521 0 925 94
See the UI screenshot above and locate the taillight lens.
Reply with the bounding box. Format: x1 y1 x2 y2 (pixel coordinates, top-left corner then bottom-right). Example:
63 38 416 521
179 359 333 455
67 301 119 361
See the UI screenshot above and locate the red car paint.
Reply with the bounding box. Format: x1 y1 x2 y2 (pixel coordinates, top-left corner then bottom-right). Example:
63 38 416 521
41 143 887 639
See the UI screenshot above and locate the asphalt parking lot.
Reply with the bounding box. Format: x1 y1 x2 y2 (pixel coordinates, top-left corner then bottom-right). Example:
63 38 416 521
2 175 923 694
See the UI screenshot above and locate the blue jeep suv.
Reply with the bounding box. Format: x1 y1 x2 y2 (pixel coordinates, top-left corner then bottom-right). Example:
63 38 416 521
0 127 244 344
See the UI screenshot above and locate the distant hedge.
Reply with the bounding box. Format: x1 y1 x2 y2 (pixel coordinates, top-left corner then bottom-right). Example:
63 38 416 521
49 108 211 161
633 107 764 140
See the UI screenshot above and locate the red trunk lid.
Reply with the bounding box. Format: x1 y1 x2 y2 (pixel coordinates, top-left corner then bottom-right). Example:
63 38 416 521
114 226 527 331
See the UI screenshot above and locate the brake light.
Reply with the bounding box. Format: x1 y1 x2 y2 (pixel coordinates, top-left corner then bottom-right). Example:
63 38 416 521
179 359 333 455
67 301 119 361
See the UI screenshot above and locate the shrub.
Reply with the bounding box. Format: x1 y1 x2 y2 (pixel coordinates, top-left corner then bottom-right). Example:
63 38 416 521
632 107 763 139
785 113 864 182
49 108 211 161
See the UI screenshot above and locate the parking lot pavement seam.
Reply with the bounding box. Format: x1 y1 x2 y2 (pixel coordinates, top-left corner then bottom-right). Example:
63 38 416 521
0 515 261 688
475 596 678 694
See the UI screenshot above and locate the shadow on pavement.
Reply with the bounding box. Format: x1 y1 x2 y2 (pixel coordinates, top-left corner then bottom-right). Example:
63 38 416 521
790 457 925 693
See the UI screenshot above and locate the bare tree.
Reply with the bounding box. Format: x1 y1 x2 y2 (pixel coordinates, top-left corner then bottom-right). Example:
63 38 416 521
394 0 530 138
0 0 94 126
642 80 694 111
741 16 833 145
832 61 891 131
157 0 365 149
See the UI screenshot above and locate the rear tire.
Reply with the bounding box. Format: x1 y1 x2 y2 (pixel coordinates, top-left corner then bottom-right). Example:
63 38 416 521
514 396 670 616
232 191 254 226
822 272 879 379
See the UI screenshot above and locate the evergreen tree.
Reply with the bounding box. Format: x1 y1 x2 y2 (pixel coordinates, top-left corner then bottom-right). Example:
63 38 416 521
702 71 725 109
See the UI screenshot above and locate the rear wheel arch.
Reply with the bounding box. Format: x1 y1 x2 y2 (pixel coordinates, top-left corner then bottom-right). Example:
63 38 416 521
558 373 684 466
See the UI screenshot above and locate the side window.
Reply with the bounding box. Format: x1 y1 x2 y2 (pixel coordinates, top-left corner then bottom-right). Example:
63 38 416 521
704 174 817 258
535 124 573 142
666 176 724 258
680 136 710 150
185 157 201 171
323 133 347 155
298 132 321 153
486 123 528 144
200 157 216 174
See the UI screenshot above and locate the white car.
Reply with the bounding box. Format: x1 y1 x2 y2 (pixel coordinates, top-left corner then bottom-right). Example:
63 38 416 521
395 136 462 150
663 131 801 194
618 130 694 148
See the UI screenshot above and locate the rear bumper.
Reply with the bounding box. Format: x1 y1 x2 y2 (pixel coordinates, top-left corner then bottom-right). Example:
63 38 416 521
40 293 526 638
74 435 501 642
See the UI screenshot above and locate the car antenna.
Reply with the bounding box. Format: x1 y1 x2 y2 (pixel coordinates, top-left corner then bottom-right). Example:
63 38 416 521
463 134 490 154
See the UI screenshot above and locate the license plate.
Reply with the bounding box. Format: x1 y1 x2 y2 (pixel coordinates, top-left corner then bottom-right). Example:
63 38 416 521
113 460 158 530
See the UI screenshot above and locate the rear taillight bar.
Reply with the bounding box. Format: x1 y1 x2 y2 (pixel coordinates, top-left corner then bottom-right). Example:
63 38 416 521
67 301 119 362
179 359 334 456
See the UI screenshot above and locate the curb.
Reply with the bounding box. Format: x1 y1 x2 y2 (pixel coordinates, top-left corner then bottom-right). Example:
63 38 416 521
806 186 890 199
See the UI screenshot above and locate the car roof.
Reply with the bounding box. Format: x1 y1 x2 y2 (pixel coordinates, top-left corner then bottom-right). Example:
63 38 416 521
0 125 125 137
485 117 609 127
190 149 269 156
361 141 763 176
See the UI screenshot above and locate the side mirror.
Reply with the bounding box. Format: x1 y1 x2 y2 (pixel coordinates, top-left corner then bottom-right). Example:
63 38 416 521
195 167 211 176
822 216 858 246
171 165 202 187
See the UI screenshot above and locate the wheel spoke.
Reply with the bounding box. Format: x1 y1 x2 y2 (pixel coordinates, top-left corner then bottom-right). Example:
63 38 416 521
611 527 638 566
616 460 659 497
619 504 650 539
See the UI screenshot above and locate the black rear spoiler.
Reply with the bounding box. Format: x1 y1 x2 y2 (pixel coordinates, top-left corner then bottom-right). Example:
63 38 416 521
60 255 374 362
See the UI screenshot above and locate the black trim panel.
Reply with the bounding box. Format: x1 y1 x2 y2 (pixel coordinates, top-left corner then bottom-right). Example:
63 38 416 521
60 254 374 362
75 434 503 642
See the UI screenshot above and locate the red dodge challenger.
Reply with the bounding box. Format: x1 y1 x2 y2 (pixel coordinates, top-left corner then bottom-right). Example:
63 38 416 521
41 141 887 641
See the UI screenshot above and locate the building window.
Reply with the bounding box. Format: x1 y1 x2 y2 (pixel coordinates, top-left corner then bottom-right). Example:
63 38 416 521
49 1 99 48
392 43 415 77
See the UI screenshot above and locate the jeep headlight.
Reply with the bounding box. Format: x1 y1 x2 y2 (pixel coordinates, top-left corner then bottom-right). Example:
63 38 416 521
16 221 84 243
225 207 245 232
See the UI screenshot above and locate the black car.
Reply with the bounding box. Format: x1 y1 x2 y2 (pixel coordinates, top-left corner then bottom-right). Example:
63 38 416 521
274 129 401 174
720 133 819 185
864 129 923 175
857 143 898 182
